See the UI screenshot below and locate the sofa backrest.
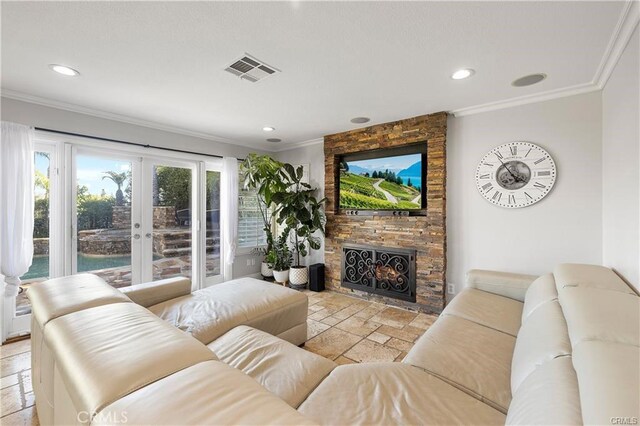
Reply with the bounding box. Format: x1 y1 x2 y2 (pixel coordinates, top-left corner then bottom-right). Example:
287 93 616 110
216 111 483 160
44 302 218 422
30 273 313 426
507 264 640 425
27 273 131 329
555 265 639 425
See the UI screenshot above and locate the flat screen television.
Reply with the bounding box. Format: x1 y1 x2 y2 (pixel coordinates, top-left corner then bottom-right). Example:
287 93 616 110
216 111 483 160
338 145 426 212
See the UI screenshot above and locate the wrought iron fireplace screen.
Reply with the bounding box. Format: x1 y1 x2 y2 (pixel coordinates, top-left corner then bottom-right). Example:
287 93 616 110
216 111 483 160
342 244 416 302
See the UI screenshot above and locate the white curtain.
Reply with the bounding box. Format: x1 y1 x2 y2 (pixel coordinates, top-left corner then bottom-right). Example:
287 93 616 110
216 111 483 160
1 122 35 297
221 157 238 265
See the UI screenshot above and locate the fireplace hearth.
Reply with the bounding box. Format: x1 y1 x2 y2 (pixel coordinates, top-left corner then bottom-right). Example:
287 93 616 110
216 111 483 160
341 244 416 302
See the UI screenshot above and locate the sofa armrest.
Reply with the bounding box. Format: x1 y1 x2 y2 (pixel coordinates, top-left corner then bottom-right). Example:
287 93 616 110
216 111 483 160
120 277 192 307
466 269 538 302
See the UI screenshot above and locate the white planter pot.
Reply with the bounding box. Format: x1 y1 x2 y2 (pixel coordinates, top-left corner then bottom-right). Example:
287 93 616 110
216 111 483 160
289 266 308 289
261 262 274 278
273 269 290 284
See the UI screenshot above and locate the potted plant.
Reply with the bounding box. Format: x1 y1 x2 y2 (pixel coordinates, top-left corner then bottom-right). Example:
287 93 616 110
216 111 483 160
240 154 286 278
266 229 293 284
273 164 326 290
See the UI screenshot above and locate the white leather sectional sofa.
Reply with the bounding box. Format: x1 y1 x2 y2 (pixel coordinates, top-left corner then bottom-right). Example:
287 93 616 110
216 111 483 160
28 264 639 425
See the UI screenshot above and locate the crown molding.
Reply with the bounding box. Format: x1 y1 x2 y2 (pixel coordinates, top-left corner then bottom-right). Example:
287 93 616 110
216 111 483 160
593 0 640 89
452 0 639 118
0 89 269 151
270 137 324 152
450 82 600 117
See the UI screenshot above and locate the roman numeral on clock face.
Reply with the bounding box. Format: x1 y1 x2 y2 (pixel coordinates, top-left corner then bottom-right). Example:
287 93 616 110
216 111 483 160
525 192 533 200
533 182 546 189
479 173 490 179
483 162 494 167
482 183 493 191
537 170 551 177
510 146 517 156
492 191 502 202
494 151 503 160
534 158 545 165
525 148 532 157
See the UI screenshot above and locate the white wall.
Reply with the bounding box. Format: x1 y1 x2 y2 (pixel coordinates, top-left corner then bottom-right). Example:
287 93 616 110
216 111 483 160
602 25 640 290
275 142 325 266
447 92 604 294
1 97 263 159
275 95 606 293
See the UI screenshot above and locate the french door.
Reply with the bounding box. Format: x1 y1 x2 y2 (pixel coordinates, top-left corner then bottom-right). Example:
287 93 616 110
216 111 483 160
4 140 225 341
71 148 224 290
71 148 142 286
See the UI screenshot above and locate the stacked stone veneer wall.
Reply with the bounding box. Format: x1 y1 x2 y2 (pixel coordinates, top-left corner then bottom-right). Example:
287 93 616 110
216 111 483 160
324 112 447 314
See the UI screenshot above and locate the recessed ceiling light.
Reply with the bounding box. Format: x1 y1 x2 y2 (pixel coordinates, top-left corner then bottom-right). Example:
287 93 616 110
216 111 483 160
350 117 370 124
512 73 547 87
451 69 475 80
262 126 275 132
266 138 282 143
49 64 80 76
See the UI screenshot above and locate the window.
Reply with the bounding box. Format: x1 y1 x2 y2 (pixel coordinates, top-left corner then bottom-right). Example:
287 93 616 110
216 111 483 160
237 181 267 249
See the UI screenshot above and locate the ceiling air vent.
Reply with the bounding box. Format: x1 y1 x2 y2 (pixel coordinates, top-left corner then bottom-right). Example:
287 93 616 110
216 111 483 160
224 54 279 82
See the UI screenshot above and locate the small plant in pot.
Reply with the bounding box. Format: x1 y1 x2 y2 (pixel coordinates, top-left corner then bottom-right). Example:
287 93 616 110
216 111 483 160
240 154 286 278
266 230 293 284
273 164 326 290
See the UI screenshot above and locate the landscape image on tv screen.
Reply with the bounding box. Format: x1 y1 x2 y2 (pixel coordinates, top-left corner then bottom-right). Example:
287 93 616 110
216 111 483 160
339 153 422 210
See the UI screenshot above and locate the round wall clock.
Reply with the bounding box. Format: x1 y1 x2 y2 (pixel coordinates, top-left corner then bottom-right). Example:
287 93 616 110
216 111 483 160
475 142 556 208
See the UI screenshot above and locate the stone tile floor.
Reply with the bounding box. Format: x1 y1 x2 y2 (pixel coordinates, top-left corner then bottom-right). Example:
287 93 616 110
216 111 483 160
0 290 438 425
1 339 36 425
302 290 437 363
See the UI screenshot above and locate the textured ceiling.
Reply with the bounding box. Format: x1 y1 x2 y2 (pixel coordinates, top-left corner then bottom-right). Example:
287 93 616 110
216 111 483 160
1 1 625 150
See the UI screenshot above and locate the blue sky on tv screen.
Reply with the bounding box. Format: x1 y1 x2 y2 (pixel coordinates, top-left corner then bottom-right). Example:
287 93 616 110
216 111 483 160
346 153 421 174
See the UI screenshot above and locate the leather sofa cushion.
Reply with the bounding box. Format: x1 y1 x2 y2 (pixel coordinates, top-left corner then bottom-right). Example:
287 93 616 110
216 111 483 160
27 274 131 328
298 363 505 425
209 326 336 408
45 303 216 418
572 341 640 426
506 356 582 425
510 300 571 392
443 288 523 336
521 273 558 322
554 263 635 294
560 287 640 347
95 361 316 426
403 315 516 413
121 276 191 307
149 277 308 344
466 269 538 302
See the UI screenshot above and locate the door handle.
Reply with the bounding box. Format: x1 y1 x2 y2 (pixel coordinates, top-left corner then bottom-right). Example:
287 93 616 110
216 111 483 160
145 233 152 239
133 234 141 240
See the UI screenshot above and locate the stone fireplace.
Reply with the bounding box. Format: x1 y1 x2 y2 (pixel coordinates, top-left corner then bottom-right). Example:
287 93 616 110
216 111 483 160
342 244 416 303
324 112 447 314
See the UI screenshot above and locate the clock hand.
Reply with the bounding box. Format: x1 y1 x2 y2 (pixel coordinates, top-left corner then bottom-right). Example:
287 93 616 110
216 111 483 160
496 156 521 182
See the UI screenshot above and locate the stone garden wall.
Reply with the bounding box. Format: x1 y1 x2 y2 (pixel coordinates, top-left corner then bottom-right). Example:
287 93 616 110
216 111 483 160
112 206 177 230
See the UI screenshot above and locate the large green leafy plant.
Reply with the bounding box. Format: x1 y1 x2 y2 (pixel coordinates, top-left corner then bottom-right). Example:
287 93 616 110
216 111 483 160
273 164 327 267
240 154 286 254
265 225 293 271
